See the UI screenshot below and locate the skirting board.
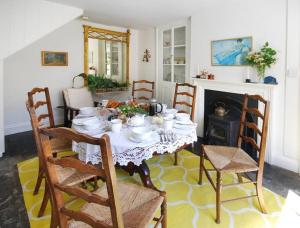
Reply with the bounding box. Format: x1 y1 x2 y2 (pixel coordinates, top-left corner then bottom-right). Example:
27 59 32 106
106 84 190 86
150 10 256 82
271 155 299 173
5 117 64 135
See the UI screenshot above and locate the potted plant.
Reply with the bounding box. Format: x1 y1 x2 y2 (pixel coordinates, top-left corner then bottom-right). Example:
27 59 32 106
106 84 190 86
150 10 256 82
87 74 130 93
246 42 277 82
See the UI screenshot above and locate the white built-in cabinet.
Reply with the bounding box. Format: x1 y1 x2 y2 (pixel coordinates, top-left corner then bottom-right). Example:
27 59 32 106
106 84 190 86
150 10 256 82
157 21 190 106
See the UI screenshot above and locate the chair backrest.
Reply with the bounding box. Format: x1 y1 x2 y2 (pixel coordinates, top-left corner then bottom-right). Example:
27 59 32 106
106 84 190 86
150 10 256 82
26 101 43 160
132 80 155 101
237 94 270 169
64 87 94 109
27 87 55 128
39 127 124 228
172 83 197 121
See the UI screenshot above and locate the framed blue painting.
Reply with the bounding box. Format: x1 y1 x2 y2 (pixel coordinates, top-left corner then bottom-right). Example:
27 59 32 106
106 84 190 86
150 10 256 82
211 37 252 66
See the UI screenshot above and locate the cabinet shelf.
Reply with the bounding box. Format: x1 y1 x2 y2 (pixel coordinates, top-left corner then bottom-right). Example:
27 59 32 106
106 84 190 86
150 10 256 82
174 44 186 48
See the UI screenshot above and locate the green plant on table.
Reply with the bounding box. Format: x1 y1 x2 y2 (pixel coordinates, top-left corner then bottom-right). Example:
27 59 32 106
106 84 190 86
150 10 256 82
246 42 277 81
118 103 148 117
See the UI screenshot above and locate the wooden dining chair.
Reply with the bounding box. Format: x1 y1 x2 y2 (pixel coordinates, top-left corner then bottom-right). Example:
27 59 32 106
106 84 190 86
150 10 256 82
26 102 98 218
132 80 155 101
172 83 197 165
198 94 270 224
39 127 167 228
28 87 71 195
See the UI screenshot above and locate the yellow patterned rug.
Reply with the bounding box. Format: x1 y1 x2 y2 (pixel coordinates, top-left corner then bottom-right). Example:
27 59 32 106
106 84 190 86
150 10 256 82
18 150 285 228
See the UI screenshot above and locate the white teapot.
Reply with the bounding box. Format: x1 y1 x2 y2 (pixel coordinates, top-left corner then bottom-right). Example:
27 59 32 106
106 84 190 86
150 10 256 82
127 114 145 127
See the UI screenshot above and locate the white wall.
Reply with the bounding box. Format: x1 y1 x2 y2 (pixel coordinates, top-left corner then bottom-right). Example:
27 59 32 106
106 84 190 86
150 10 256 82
189 0 300 172
0 0 83 155
0 60 4 156
3 19 139 135
137 28 156 82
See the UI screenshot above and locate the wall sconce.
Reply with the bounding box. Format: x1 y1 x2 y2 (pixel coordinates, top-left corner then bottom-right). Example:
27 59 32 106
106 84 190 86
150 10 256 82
142 49 151 62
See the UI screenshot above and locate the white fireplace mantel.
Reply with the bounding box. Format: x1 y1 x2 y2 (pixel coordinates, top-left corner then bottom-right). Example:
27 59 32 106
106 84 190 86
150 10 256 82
192 78 276 165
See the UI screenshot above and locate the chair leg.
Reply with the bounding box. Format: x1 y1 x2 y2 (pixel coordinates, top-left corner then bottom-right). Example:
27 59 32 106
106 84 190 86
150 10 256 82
93 176 98 190
50 206 58 228
33 164 44 195
38 183 50 217
256 174 267 213
192 142 195 152
237 173 243 183
216 171 221 224
174 152 178 166
198 147 205 185
161 194 167 228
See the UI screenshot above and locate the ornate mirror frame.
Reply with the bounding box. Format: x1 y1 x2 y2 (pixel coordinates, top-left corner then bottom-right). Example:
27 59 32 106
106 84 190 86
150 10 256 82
83 25 131 83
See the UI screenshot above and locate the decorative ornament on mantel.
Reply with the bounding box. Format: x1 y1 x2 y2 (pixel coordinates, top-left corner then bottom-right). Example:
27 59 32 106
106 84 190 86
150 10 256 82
246 42 277 83
142 49 151 62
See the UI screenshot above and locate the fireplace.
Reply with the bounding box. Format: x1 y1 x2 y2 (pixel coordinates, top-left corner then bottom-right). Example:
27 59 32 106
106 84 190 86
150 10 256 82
204 90 258 160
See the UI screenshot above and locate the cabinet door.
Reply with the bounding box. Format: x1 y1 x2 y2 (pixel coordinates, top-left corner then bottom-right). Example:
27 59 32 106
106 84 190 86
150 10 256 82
173 26 186 83
158 25 187 107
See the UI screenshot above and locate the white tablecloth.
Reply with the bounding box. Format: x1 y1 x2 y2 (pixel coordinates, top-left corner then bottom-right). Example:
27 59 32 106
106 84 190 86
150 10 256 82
72 117 197 166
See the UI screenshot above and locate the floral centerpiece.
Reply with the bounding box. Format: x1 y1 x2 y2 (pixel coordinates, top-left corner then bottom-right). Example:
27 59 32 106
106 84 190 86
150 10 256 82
246 42 277 82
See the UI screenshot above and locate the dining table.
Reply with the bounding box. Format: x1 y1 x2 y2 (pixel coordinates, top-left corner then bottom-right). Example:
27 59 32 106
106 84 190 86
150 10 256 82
72 108 198 190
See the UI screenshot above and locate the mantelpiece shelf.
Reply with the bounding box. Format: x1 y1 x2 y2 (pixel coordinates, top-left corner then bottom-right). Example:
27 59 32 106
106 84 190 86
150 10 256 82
192 78 276 88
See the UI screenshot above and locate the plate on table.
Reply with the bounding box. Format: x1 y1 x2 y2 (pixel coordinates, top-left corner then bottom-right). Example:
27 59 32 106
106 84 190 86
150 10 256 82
175 119 195 125
127 122 145 127
76 126 106 136
76 112 97 119
128 131 158 143
173 123 197 130
72 116 99 126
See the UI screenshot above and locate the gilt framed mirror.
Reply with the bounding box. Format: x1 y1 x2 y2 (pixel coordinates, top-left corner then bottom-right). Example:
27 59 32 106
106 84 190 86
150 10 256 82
83 25 130 84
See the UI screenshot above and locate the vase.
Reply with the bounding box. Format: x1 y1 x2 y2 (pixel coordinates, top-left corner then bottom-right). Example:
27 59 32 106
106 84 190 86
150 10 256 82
256 67 266 83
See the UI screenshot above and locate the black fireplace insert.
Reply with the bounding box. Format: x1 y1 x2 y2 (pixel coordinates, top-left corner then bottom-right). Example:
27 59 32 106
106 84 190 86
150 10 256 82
204 90 258 160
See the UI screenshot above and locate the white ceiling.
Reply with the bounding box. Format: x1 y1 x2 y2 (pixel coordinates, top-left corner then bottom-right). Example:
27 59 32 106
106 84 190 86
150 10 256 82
47 0 214 29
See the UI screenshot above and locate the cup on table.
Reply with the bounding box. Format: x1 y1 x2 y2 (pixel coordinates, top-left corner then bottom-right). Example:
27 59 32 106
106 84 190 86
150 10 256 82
161 104 167 113
111 119 122 133
163 117 173 130
156 103 167 113
102 99 109 107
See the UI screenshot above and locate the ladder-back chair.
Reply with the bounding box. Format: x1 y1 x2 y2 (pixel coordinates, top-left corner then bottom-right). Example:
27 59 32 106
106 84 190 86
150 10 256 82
28 87 72 196
199 94 270 224
26 103 97 217
172 83 197 121
39 127 167 228
132 80 155 101
172 83 197 165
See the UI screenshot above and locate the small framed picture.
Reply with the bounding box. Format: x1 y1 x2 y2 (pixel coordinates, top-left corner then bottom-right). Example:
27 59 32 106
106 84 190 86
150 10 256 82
41 51 68 66
211 37 252 66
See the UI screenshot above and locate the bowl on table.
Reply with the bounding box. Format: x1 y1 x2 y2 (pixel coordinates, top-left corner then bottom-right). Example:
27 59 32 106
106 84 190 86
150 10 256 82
130 127 153 142
79 107 96 116
164 109 177 118
175 113 190 122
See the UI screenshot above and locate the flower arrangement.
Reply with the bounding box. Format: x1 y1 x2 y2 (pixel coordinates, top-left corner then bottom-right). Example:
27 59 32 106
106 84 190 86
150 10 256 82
246 42 277 81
